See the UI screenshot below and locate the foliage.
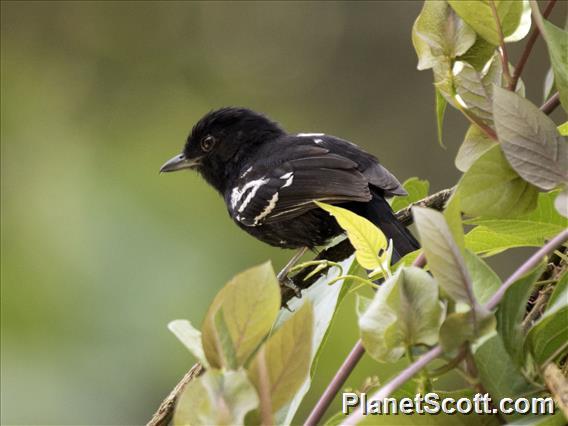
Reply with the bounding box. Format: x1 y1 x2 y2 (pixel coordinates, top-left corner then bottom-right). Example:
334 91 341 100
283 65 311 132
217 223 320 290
165 1 568 425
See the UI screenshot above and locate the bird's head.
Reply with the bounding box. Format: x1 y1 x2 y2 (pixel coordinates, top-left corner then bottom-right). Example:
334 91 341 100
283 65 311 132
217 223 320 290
160 107 284 191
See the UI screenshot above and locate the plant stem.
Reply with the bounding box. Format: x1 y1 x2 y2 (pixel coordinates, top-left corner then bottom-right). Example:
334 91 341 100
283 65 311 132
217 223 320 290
304 341 366 426
509 0 558 90
489 0 512 87
540 92 561 115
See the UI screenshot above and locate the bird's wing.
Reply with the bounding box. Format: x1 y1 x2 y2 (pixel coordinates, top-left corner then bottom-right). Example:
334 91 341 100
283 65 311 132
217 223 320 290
227 149 372 226
294 134 407 196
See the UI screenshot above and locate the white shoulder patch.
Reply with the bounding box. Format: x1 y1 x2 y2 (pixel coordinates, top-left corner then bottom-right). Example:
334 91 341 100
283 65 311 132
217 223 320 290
297 133 324 137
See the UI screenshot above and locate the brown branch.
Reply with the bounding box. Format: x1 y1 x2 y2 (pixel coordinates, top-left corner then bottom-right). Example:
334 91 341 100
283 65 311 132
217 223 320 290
146 187 452 426
540 91 561 115
147 363 204 426
509 0 557 90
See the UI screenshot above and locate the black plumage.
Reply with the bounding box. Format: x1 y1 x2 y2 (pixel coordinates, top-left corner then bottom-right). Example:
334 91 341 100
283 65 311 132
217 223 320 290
160 107 419 261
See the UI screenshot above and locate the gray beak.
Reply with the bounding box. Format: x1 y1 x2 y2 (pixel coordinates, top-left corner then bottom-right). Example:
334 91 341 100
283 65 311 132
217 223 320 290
159 153 200 173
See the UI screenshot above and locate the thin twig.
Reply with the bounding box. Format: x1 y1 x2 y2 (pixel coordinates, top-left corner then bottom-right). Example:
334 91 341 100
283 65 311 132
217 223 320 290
147 363 204 426
341 228 568 426
509 0 557 90
489 0 512 87
304 341 366 426
540 92 561 115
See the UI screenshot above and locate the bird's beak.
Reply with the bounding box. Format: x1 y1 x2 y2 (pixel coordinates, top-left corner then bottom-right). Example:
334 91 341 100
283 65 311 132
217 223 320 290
159 153 200 173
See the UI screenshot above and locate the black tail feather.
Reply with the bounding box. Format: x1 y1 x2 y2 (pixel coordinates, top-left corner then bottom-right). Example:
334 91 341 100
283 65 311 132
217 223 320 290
350 192 420 263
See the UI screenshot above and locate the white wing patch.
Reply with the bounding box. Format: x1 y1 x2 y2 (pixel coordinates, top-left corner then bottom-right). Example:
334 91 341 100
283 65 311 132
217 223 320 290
230 177 268 211
314 138 324 145
253 192 279 225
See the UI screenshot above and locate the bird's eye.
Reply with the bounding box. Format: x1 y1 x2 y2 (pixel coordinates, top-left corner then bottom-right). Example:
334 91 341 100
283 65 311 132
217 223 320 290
201 135 216 152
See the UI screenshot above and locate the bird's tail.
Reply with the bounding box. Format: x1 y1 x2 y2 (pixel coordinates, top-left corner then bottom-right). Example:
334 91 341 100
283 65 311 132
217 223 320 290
359 192 420 263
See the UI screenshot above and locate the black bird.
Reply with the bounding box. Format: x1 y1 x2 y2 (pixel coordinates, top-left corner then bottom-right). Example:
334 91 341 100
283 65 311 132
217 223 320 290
160 107 419 280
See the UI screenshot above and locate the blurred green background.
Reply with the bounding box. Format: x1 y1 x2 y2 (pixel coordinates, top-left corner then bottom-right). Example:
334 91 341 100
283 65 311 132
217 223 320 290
1 1 564 425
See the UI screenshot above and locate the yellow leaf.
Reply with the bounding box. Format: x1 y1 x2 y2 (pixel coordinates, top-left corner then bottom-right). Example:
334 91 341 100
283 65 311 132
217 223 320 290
315 202 387 270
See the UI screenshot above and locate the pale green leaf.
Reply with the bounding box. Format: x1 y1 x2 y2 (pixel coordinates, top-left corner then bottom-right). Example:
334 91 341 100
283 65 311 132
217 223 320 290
457 36 497 71
554 187 568 217
168 319 208 367
453 56 501 125
173 369 258 426
448 0 529 46
455 125 497 172
496 264 545 366
202 262 280 369
544 68 555 102
439 308 496 352
248 303 313 413
316 202 387 270
436 87 447 147
274 255 356 425
464 250 501 305
390 177 430 212
558 121 568 136
493 86 568 191
465 191 568 255
457 144 539 217
358 267 445 363
444 192 465 253
548 271 567 309
474 333 537 402
413 0 476 69
413 207 477 307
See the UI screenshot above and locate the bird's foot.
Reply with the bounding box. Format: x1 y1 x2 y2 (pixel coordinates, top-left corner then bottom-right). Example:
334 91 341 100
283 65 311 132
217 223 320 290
279 276 302 299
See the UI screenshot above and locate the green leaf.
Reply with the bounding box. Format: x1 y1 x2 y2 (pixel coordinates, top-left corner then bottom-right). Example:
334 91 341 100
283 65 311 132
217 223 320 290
554 187 568 217
474 333 537 402
493 86 568 191
496 264 544 366
444 192 465 253
526 273 568 366
455 125 497 172
316 202 387 270
544 68 555 102
457 144 539 217
439 308 496 352
274 255 355 425
548 270 567 309
390 177 430 212
436 87 447 147
453 55 503 125
465 191 568 255
464 250 501 305
558 121 568 136
457 36 497 71
413 0 476 68
168 319 208 367
358 267 444 363
413 207 477 307
248 303 313 413
173 369 258 426
533 3 568 112
201 262 280 369
448 0 530 46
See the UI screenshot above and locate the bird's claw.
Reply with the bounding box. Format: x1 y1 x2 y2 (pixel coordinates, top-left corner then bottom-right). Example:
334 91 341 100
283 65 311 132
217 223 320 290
279 276 302 298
